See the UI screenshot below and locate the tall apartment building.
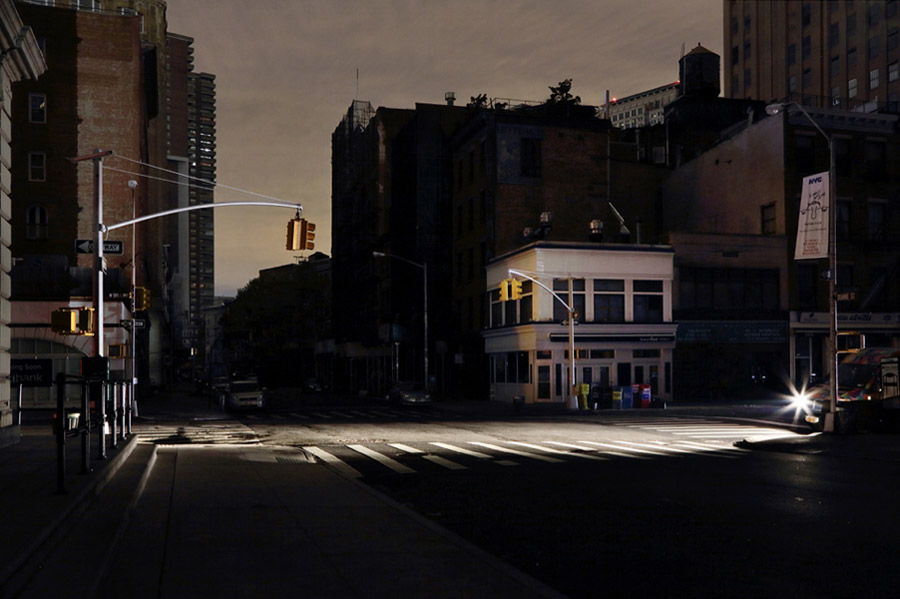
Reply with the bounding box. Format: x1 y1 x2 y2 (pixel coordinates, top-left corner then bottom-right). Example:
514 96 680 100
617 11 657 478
0 0 46 447
724 0 900 110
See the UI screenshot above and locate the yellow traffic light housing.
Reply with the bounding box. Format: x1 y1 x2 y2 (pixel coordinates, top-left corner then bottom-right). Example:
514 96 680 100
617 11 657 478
499 279 509 302
51 307 95 335
510 279 523 300
286 217 302 250
133 286 151 311
300 218 316 250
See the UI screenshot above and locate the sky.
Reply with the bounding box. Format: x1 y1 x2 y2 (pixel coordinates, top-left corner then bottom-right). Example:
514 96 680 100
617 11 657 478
164 0 723 297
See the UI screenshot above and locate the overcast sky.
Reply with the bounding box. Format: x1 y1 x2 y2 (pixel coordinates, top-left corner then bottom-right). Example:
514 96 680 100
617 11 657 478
164 0 723 297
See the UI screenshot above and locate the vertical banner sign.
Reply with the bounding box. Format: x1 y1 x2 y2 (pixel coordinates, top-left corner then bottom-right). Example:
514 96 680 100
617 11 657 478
794 170 830 260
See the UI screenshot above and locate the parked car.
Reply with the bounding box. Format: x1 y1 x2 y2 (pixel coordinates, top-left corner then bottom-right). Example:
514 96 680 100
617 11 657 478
225 380 266 410
388 382 431 406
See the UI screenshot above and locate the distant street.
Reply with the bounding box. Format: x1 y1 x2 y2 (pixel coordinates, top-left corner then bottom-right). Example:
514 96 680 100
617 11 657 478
127 399 900 598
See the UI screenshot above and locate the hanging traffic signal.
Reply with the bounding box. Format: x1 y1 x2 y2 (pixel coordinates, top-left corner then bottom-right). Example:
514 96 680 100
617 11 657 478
499 279 510 302
286 217 302 250
51 307 95 335
510 279 523 300
133 286 151 311
300 218 316 250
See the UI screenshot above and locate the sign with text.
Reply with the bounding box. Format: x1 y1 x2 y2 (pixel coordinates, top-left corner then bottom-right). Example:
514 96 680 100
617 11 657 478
794 171 829 260
10 359 54 387
75 239 124 255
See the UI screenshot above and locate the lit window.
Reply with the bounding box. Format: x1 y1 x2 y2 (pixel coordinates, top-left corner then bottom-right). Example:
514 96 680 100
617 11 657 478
890 62 900 82
28 152 46 182
29 93 46 124
848 78 858 98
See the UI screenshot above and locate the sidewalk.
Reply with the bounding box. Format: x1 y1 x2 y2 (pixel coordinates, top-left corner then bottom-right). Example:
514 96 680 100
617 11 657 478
0 390 566 599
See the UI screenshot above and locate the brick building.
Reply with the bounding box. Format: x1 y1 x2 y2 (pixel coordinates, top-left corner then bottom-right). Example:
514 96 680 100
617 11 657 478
725 0 900 111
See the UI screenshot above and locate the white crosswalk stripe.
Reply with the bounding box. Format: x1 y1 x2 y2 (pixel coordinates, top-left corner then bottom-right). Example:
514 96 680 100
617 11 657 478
300 433 760 477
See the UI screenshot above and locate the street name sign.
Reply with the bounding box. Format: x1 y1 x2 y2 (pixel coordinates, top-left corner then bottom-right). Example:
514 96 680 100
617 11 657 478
75 239 124 255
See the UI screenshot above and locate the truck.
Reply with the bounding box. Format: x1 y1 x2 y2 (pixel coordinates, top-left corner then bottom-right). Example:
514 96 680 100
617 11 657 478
798 347 900 430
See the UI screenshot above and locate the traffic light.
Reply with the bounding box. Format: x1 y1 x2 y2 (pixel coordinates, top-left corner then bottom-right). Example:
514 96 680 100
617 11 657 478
499 279 509 302
133 286 151 311
51 307 95 335
286 217 302 250
510 279 523 300
108 343 128 358
286 218 316 250
300 218 316 250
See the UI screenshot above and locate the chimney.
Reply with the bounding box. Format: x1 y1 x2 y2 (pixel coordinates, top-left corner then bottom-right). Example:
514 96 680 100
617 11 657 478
445 92 456 106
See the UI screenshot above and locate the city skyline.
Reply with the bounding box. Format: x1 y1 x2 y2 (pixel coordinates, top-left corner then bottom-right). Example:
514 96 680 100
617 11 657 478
165 0 722 296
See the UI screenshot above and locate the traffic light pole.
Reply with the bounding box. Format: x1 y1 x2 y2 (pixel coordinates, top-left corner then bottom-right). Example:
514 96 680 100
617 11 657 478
508 269 578 410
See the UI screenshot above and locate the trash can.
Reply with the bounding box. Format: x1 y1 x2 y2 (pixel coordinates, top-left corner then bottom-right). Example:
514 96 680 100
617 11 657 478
612 388 622 409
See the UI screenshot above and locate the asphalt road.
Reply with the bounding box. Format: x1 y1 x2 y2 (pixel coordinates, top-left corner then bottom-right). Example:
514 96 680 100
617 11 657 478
230 404 900 598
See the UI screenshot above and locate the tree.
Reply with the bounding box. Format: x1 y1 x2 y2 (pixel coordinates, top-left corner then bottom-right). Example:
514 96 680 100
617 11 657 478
547 78 581 105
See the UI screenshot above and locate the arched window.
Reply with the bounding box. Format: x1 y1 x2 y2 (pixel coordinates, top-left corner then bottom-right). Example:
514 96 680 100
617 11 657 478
25 205 48 240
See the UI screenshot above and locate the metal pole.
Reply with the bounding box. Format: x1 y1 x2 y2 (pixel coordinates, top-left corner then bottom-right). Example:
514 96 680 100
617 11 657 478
80 380 91 474
129 180 138 416
92 151 107 358
569 308 576 408
423 262 429 393
827 137 838 432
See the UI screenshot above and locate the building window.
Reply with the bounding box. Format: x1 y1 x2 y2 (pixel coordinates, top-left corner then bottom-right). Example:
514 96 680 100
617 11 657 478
847 14 857 37
731 45 739 66
870 68 880 89
592 279 625 322
802 36 811 59
743 40 751 60
552 278 569 322
848 78 858 98
25 205 48 240
519 280 534 324
761 203 776 235
744 68 751 88
788 75 798 93
797 264 818 309
869 200 887 241
889 28 899 51
802 4 811 27
829 22 839 47
830 56 840 76
520 137 541 177
837 199 851 240
847 47 857 67
869 35 881 58
633 280 663 323
28 152 46 182
802 68 812 88
29 93 46 124
786 43 796 66
866 140 886 177
834 138 852 176
890 62 899 82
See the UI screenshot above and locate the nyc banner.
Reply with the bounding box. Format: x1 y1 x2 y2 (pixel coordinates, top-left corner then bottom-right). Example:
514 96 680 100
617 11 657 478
794 171 829 260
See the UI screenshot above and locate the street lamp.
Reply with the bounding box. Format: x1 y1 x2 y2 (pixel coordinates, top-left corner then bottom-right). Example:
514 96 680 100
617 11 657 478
766 101 838 432
372 251 429 393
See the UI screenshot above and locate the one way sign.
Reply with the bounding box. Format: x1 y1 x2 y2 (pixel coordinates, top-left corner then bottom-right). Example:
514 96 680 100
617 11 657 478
75 239 124 255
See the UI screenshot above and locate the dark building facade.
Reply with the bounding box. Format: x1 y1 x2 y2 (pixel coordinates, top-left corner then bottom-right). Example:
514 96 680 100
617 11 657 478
725 0 900 112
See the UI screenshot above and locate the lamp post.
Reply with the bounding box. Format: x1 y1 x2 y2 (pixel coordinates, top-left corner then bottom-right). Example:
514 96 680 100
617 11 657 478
766 102 837 432
372 251 429 392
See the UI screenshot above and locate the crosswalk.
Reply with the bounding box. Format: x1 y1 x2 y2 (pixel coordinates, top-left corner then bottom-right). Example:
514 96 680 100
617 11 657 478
301 437 754 479
599 416 804 441
133 421 261 445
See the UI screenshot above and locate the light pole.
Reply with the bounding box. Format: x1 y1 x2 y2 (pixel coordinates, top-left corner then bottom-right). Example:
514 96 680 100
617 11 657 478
128 179 138 410
372 251 429 392
766 102 837 432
